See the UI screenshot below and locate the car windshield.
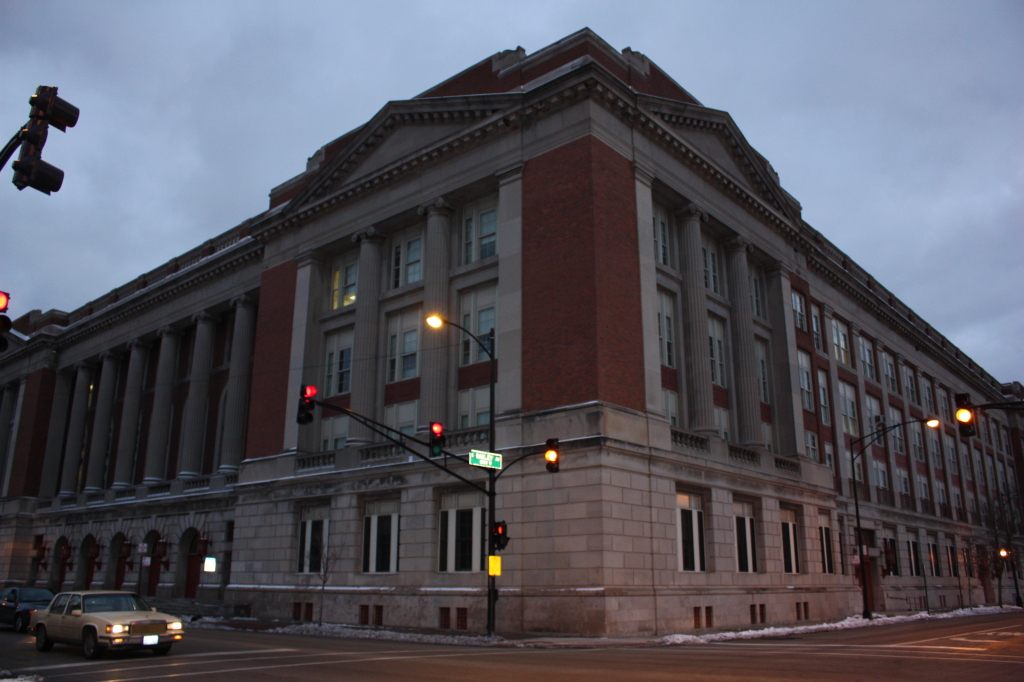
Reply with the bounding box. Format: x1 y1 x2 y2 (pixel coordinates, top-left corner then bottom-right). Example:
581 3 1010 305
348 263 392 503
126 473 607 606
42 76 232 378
19 588 53 601
82 593 151 613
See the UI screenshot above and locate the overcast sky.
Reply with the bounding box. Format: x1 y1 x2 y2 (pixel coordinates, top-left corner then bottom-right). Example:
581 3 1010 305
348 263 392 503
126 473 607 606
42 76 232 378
1 0 1021 386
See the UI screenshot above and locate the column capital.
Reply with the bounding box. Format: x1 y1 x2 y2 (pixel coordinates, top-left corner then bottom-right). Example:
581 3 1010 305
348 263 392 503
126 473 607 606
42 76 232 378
295 251 325 270
632 162 655 187
74 361 93 372
157 326 179 339
192 310 215 326
99 350 117 362
726 235 750 254
418 197 454 217
127 338 148 351
496 164 524 185
231 293 255 309
676 202 707 223
352 226 384 245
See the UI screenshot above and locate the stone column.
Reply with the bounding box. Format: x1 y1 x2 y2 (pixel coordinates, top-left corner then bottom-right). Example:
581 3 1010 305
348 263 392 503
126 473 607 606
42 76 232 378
58 363 94 496
676 204 715 432
764 264 799 458
84 352 120 492
0 383 20 494
418 199 453 429
40 370 73 498
494 166 524 425
349 227 384 444
219 295 256 472
725 237 762 446
113 340 148 487
177 312 217 477
143 327 180 484
634 165 665 417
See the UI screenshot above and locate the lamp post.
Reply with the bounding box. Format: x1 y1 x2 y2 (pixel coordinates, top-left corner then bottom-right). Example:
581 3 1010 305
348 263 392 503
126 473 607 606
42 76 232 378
426 315 498 636
848 417 940 619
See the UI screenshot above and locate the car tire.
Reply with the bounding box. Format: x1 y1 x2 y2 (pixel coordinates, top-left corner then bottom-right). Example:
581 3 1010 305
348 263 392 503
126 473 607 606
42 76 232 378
13 613 27 633
35 624 53 652
82 630 106 660
153 644 172 655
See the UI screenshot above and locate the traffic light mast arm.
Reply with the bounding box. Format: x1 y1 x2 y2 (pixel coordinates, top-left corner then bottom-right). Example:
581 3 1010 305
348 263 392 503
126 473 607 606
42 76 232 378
974 401 1024 411
0 125 28 173
307 398 487 495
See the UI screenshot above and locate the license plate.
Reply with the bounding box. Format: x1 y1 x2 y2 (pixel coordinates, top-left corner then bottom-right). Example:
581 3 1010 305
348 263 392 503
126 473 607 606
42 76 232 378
143 635 159 645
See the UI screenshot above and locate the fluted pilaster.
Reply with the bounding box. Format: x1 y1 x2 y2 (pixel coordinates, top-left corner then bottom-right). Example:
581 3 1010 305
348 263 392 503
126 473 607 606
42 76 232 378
59 363 94 496
677 204 715 432
40 371 73 498
418 199 453 428
177 312 217 477
725 237 762 446
143 327 180 483
219 295 256 472
349 227 384 444
113 340 148 487
84 352 120 492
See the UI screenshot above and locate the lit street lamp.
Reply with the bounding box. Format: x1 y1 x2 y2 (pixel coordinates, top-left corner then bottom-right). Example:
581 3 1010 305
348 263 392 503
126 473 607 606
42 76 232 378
848 417 940 619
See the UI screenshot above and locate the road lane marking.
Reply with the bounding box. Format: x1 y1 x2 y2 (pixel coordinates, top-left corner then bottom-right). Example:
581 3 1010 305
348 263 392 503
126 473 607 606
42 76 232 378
14 649 300 673
895 623 1024 646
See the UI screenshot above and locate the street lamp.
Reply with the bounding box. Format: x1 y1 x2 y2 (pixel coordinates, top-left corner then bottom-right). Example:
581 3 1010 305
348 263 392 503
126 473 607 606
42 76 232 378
848 417 940 619
426 314 499 636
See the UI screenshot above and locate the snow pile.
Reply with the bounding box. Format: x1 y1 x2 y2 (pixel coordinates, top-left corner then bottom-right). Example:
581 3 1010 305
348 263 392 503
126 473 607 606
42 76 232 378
659 605 1017 645
0 672 45 682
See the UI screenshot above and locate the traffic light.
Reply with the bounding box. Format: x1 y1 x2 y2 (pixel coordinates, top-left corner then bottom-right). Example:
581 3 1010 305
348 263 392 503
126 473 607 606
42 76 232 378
296 385 317 425
493 520 509 551
0 291 10 354
429 422 446 457
544 438 560 473
11 86 79 194
954 393 976 438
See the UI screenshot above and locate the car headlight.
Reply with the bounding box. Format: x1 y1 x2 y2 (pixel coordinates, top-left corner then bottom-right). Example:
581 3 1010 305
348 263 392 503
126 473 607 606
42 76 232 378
167 621 182 630
106 624 127 634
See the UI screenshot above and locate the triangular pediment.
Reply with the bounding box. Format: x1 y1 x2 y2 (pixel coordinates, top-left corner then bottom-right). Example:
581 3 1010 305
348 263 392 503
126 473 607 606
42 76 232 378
284 96 521 215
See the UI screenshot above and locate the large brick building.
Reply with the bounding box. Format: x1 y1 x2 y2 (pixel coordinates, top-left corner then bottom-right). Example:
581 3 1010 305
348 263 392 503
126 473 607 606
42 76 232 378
1 29 1022 635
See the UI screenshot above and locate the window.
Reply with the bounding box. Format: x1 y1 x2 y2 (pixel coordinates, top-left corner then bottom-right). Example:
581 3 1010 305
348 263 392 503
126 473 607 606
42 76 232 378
755 339 770 403
910 423 925 461
858 337 876 381
882 352 898 393
903 366 918 404
927 539 940 577
937 482 947 506
817 370 831 426
810 304 823 351
460 284 496 366
804 431 819 461
750 267 766 319
735 501 758 573
297 505 329 574
458 386 490 430
953 488 962 511
461 199 497 265
713 406 731 441
391 230 422 288
896 468 911 495
363 498 400 574
658 291 677 368
823 441 834 469
889 406 905 454
908 540 923 577
792 292 807 330
324 328 354 396
387 308 420 382
781 508 800 574
946 543 959 577
929 430 942 469
330 256 358 310
438 491 486 573
937 387 950 422
819 513 834 574
847 448 864 482
702 237 721 294
865 395 883 445
945 434 958 471
321 415 349 451
916 475 930 500
653 204 673 268
873 459 888 489
708 315 727 387
882 534 900 576
663 389 679 428
384 400 418 437
922 380 935 414
830 318 850 366
676 493 706 572
837 381 859 436
798 351 814 412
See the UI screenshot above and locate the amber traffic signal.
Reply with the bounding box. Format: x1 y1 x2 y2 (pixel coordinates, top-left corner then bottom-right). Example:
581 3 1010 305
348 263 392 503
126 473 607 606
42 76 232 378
297 385 317 425
954 393 976 438
0 291 10 354
544 438 560 473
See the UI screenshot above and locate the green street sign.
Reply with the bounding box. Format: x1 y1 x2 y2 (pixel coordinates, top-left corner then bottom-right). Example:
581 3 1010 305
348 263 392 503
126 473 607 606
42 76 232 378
468 449 503 470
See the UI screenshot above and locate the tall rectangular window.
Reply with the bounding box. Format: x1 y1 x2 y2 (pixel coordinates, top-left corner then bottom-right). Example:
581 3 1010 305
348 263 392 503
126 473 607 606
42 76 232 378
922 379 935 414
945 434 958 472
858 337 876 381
658 290 677 368
387 308 420 383
831 318 850 366
702 238 721 294
838 381 859 436
818 513 834 574
817 370 831 426
946 542 959 577
462 198 497 265
897 468 911 495
882 352 898 393
798 351 814 412
903 366 918 404
384 400 418 437
324 328 354 396
363 498 400 574
714 406 731 441
321 415 349 452
873 458 888 489
810 305 823 351
804 431 819 461
927 539 940 577
653 204 673 268
750 267 766 320
937 387 950 422
910 423 925 461
297 506 329 574
735 501 757 573
792 291 807 330
865 394 883 445
330 256 358 310
391 230 422 288
908 540 923 577
676 493 706 572
438 491 486 573
781 508 800 574
663 389 679 428
458 386 490 430
708 315 727 387
917 475 930 500
460 284 496 366
883 534 900 576
755 339 770 403
889 406 905 454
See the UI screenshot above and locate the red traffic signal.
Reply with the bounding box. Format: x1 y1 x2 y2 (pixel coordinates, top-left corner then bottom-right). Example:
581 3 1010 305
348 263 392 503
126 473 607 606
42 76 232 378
493 520 509 551
429 422 446 457
296 385 317 425
0 291 10 353
0 291 9 313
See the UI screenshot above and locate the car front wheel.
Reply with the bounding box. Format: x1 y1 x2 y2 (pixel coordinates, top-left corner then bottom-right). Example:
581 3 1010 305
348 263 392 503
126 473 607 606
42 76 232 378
13 613 27 633
82 630 106 660
35 624 53 651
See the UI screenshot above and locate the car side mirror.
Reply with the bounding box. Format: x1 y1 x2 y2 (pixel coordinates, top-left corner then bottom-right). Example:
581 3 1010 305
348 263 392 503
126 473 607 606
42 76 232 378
70 609 82 617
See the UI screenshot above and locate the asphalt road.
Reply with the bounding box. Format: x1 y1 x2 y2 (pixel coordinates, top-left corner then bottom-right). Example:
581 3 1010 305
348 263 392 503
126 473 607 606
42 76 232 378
2 612 1022 681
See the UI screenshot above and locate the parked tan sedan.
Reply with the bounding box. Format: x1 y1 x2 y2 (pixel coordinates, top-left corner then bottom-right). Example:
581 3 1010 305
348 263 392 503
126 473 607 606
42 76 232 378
30 590 184 659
